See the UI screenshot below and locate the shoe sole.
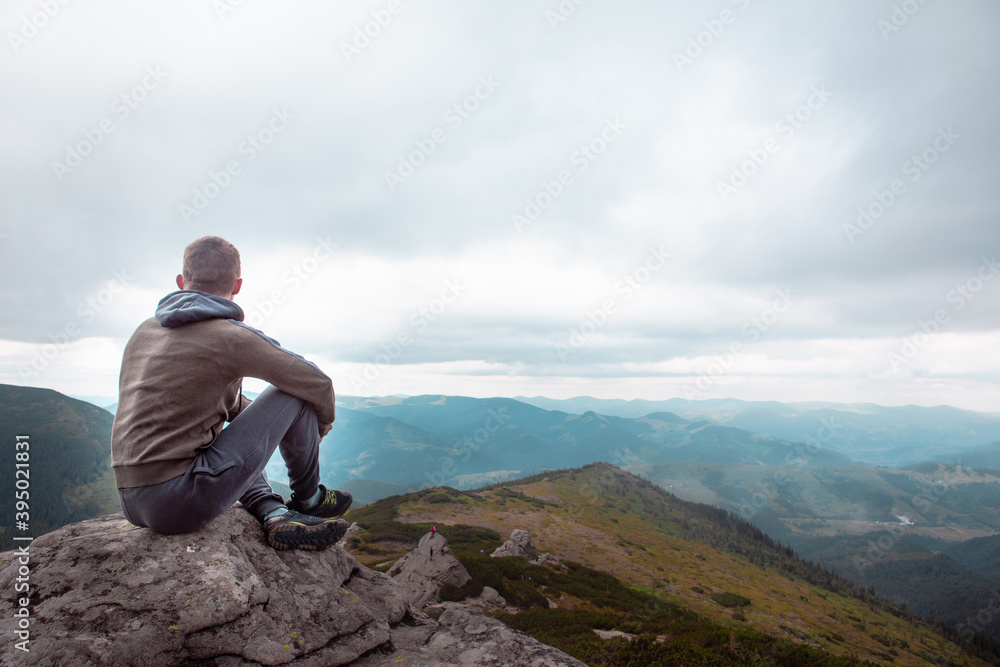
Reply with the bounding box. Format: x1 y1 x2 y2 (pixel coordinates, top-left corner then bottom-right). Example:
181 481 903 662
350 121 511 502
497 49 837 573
268 519 349 551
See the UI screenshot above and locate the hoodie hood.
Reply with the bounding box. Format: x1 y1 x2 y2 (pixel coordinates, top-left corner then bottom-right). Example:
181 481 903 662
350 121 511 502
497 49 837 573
155 290 245 328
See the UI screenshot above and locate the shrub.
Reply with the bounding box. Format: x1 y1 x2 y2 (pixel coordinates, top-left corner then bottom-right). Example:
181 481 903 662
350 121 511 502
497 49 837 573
439 583 467 602
709 592 751 608
355 543 387 555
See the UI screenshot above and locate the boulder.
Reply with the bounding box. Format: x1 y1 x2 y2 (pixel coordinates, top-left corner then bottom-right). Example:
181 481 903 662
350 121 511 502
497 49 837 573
0 511 585 666
490 529 536 559
530 552 569 573
352 603 586 666
386 530 470 608
479 585 507 608
465 585 507 612
0 509 407 666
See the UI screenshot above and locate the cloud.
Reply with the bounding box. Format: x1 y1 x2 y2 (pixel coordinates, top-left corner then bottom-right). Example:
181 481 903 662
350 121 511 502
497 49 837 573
2 0 999 410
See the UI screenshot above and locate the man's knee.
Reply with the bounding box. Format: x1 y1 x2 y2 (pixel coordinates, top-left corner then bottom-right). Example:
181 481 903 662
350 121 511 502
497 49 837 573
257 386 315 419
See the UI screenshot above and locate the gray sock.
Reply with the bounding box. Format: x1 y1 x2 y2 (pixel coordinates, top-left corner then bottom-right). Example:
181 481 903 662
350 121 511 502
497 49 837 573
263 506 288 522
302 488 323 512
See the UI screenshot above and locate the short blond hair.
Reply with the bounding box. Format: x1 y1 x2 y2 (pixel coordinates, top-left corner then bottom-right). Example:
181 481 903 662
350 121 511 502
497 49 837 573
182 236 240 295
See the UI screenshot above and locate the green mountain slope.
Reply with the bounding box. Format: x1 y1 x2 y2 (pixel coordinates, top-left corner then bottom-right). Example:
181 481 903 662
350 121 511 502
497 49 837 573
793 534 1000 640
944 534 1000 584
343 463 997 666
630 461 1000 646
0 384 119 551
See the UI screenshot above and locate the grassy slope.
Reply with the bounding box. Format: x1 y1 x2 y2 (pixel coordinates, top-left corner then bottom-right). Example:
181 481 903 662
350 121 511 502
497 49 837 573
345 463 990 667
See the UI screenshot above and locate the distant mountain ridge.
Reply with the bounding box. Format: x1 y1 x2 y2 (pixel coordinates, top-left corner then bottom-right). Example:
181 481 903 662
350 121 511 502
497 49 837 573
516 395 1000 467
277 394 853 493
91 391 1000 470
945 441 1000 471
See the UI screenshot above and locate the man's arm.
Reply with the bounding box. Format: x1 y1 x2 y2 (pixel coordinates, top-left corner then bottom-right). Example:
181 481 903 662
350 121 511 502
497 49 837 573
227 322 335 425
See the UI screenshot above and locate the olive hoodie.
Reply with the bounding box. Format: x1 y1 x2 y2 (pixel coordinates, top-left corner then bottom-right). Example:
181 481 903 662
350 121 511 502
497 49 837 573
111 290 334 488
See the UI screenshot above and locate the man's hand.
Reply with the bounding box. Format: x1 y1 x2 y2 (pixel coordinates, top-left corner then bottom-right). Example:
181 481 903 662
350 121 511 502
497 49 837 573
319 422 333 438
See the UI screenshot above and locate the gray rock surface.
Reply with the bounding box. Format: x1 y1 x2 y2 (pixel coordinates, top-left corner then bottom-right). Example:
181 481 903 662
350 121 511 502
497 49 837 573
0 512 584 667
477 586 507 610
464 585 507 613
352 603 586 667
530 552 569 572
386 530 470 608
0 509 406 666
490 529 537 559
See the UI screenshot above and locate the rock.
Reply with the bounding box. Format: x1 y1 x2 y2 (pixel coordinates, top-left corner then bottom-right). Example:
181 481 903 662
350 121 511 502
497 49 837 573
479 585 506 608
530 552 569 573
594 628 637 641
466 585 506 612
352 603 587 666
0 509 408 666
0 512 586 667
490 529 536 559
386 530 470 608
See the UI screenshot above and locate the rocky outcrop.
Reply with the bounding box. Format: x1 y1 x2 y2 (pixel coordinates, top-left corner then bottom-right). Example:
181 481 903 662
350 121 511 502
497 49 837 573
490 529 537 559
352 603 586 666
0 509 407 666
386 530 470 608
467 585 507 611
0 510 582 667
530 552 569 572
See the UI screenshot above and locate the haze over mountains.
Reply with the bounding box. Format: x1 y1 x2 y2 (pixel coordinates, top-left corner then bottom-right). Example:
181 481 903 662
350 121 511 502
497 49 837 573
516 396 1000 468
90 391 1000 474
274 395 855 497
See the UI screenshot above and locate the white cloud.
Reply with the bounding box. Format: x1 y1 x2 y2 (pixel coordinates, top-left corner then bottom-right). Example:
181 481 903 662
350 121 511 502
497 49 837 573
2 0 1000 412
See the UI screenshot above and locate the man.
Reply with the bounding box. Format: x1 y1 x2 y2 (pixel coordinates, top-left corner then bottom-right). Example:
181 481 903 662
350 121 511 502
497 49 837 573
111 236 351 551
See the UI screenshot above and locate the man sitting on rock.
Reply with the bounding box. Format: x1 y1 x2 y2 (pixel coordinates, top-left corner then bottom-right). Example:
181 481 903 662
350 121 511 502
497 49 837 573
110 235 352 551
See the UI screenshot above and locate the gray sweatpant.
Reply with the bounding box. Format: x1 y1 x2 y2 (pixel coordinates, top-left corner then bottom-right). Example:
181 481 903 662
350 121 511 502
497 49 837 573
118 385 321 533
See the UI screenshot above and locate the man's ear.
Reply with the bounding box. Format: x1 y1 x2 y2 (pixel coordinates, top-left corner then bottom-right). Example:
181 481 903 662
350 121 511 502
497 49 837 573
231 278 243 296
176 274 185 290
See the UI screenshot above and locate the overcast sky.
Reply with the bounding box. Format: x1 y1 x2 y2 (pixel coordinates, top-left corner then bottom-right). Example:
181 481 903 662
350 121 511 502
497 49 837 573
2 0 999 411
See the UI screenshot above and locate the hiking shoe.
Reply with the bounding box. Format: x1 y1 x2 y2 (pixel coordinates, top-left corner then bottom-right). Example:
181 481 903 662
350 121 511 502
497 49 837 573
264 511 349 551
287 484 353 518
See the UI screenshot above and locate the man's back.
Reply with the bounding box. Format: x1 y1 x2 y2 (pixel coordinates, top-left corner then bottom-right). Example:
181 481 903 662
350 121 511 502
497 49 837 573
111 290 334 489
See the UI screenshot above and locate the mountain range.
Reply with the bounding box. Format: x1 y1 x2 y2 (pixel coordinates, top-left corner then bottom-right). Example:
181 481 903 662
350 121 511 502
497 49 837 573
282 394 854 495
516 395 1000 468
7 383 999 654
